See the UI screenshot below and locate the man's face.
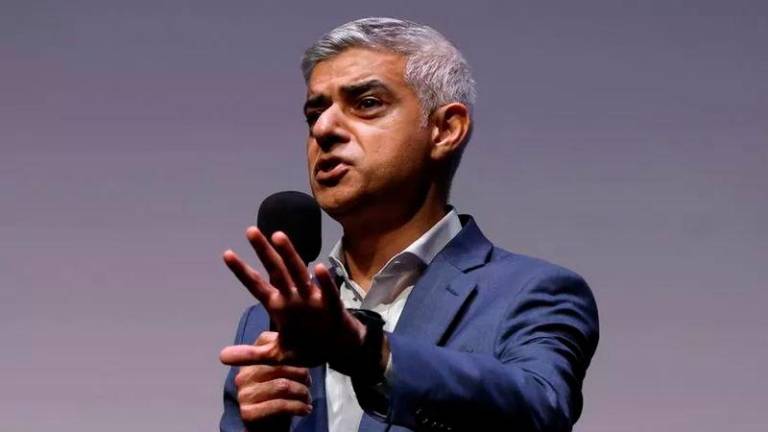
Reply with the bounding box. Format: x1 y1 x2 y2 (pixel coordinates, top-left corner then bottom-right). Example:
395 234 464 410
304 47 432 220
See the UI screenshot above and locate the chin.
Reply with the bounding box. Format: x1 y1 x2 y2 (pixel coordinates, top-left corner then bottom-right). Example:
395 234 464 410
313 186 365 220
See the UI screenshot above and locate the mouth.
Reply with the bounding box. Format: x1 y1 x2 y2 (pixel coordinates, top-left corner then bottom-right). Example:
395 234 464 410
314 157 350 184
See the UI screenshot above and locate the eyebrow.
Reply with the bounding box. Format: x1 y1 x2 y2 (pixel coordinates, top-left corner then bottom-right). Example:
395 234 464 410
303 79 393 113
340 79 392 98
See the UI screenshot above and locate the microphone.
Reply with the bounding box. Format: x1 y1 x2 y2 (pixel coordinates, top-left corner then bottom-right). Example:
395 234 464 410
257 191 322 265
247 191 321 432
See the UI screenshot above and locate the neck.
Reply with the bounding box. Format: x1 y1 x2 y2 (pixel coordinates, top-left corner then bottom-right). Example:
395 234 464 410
339 194 448 292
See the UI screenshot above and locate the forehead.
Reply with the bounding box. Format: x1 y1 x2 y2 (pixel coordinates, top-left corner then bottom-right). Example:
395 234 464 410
306 47 409 96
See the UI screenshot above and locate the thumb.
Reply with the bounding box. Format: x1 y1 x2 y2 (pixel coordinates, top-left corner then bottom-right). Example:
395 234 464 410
219 344 274 366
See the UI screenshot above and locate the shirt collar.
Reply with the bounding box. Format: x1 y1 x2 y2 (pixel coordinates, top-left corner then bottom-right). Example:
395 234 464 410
328 207 462 281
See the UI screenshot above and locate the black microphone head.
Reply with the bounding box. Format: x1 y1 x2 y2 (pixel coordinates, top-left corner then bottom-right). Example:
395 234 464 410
257 191 322 265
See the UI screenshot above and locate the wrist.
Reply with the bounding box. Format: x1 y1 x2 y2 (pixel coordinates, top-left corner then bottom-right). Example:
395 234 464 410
329 308 387 384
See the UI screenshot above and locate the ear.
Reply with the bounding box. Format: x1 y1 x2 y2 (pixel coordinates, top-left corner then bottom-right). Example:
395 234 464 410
429 103 471 163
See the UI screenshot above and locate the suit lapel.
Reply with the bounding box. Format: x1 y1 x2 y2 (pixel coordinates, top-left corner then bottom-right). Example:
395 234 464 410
358 215 493 432
392 258 476 344
395 215 492 343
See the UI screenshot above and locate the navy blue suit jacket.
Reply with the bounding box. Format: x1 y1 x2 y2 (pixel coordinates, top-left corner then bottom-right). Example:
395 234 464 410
220 215 599 432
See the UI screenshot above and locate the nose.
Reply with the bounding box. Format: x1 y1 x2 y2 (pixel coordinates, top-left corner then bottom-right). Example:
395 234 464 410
311 104 350 151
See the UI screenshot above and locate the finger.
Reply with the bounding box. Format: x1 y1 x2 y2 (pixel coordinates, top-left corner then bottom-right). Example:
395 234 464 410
219 344 283 366
271 231 312 296
237 376 311 405
252 331 309 375
313 263 344 315
236 364 312 388
240 399 313 422
246 227 295 297
222 249 275 305
254 331 279 346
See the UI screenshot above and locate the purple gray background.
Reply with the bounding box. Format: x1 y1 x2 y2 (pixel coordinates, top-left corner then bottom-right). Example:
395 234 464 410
2 1 766 431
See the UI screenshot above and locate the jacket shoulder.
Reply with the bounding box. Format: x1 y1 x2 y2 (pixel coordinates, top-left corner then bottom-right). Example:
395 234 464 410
233 303 270 345
484 245 589 286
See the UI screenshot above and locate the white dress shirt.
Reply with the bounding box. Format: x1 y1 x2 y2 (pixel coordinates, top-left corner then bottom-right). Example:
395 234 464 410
324 209 463 432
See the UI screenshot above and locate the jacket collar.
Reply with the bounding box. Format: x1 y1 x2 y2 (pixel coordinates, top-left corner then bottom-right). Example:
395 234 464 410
434 214 493 272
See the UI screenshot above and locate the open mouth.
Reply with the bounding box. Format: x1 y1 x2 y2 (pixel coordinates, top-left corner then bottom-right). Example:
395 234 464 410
315 157 349 184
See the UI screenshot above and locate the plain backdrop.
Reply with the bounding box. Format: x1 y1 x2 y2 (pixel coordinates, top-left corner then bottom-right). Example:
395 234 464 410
1 1 766 431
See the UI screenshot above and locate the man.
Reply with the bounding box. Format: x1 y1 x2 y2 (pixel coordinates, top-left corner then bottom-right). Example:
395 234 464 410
219 17 599 432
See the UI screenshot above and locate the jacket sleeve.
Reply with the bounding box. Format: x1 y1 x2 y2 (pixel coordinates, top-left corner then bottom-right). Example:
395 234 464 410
220 305 261 432
381 269 599 432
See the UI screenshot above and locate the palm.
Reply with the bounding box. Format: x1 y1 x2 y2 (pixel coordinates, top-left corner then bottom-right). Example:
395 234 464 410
223 227 361 366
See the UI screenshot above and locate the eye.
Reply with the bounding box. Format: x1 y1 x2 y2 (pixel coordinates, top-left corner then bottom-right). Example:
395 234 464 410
357 97 382 110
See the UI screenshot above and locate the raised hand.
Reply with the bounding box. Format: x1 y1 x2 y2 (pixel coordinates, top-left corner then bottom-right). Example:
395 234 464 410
222 227 365 366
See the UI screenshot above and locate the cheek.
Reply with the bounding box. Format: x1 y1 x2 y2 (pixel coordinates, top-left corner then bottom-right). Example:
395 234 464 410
305 139 314 166
374 120 430 165
347 114 431 187
366 139 428 186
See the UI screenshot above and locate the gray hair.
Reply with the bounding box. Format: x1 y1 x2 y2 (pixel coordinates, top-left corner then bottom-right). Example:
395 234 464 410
301 17 476 192
301 17 476 118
